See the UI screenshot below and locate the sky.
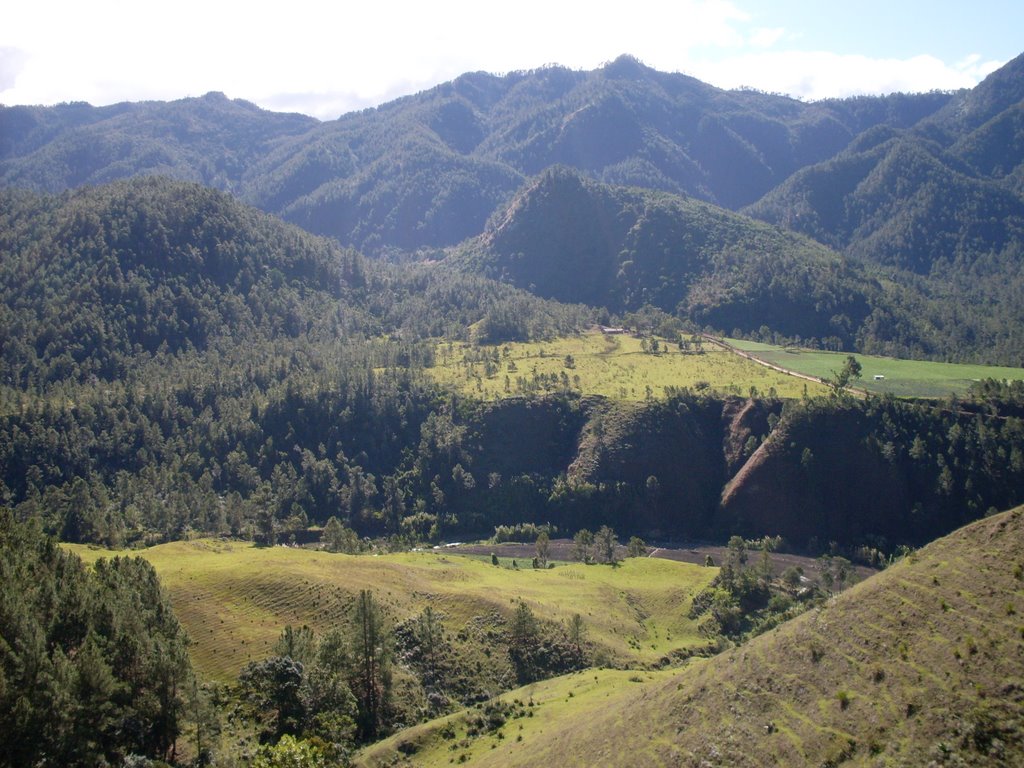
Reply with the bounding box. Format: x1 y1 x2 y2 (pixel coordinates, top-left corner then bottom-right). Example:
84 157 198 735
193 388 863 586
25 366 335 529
1 1 1021 121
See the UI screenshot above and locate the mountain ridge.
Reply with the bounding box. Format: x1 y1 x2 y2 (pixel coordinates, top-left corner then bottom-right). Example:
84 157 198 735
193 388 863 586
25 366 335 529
1 56 965 253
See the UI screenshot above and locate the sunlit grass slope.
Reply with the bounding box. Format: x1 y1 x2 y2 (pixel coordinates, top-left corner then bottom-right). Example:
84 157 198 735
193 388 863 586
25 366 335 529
428 331 827 401
355 668 677 768
362 507 1024 767
68 541 717 682
728 338 1024 398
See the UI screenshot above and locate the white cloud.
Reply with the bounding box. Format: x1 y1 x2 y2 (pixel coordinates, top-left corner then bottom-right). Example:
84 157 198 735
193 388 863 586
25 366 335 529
954 53 1005 83
749 27 785 48
0 47 29 91
691 51 1006 100
0 1 1011 117
0 0 754 117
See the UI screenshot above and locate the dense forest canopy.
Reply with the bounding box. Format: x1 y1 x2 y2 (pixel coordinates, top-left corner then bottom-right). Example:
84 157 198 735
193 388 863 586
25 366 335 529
0 510 193 766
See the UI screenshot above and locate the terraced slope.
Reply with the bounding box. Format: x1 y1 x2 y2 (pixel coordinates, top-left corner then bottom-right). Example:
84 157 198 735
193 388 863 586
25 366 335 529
357 507 1024 767
68 541 717 682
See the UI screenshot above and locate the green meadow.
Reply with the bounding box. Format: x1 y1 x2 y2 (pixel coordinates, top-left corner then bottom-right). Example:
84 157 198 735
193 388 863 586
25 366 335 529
68 540 718 682
726 339 1024 398
428 331 827 401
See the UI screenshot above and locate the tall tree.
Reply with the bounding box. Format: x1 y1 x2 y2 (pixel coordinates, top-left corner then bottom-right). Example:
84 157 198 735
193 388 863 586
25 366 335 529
508 600 541 684
595 525 618 564
572 529 594 563
349 590 392 741
535 530 551 568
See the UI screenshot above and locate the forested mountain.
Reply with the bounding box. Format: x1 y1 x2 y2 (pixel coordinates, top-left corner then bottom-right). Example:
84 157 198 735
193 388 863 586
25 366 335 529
0 177 591 387
0 92 317 192
451 166 1024 362
1 56 955 254
747 53 1024 287
3 53 1022 364
0 177 367 386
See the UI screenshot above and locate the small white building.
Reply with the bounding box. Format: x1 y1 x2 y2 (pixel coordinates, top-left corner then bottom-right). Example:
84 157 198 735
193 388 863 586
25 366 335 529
873 374 885 381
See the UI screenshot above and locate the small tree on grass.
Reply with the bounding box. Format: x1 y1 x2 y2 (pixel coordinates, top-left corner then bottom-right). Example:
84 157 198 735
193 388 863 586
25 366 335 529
572 529 594 563
414 606 445 692
827 355 862 398
509 601 541 684
627 536 647 558
275 624 317 666
323 516 359 554
252 734 326 768
595 525 618 564
567 613 587 659
535 530 550 568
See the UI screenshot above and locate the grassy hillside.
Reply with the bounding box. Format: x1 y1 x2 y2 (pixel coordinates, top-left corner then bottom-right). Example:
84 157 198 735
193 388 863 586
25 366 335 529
428 332 827 401
356 668 678 768
726 338 1024 398
68 541 718 683
356 507 1024 767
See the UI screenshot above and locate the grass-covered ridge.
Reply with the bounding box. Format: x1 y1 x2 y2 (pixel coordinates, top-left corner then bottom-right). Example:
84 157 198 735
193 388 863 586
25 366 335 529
354 507 1024 767
68 540 718 683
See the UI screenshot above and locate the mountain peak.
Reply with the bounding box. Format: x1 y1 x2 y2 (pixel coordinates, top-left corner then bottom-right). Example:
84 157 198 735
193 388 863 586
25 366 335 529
601 54 651 80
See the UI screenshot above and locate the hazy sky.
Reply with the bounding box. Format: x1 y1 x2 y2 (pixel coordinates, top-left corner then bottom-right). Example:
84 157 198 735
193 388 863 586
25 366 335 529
2 1 1020 120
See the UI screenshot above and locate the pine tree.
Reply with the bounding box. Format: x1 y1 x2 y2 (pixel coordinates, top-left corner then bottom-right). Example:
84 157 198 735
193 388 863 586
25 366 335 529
350 590 392 741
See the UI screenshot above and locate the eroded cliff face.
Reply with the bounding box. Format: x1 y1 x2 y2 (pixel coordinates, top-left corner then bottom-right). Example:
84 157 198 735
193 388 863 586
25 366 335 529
460 395 779 539
565 397 728 536
719 404 915 547
451 394 1022 549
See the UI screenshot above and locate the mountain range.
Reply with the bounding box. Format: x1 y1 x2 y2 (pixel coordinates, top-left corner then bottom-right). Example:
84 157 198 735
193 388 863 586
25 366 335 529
0 54 969 253
4 52 1024 363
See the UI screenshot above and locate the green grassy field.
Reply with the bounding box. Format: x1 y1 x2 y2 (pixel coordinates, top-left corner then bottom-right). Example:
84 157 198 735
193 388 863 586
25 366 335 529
67 541 718 682
428 332 827 401
726 339 1024 398
355 507 1024 767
